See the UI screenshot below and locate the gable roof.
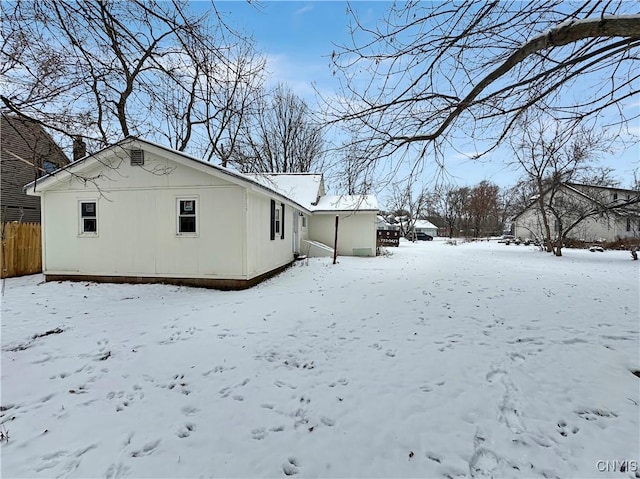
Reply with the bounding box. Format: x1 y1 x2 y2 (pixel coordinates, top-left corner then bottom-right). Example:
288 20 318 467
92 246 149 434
24 137 313 213
243 173 378 213
313 195 378 212
1 115 69 170
414 219 438 229
511 181 640 220
244 173 324 210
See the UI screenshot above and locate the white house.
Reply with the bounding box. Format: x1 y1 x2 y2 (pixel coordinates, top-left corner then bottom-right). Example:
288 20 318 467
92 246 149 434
25 137 378 289
246 173 378 257
376 215 400 231
513 183 639 243
413 219 439 237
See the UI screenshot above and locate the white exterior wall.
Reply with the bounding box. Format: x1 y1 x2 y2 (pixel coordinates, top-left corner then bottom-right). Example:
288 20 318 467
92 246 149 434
515 208 639 242
308 212 377 256
40 150 249 279
245 190 296 279
415 226 438 236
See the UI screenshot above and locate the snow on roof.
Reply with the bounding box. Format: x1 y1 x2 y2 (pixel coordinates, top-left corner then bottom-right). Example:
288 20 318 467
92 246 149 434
313 195 378 212
245 173 323 210
414 219 438 229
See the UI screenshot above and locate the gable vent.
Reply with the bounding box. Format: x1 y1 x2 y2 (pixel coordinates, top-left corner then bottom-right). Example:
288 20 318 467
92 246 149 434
130 149 145 166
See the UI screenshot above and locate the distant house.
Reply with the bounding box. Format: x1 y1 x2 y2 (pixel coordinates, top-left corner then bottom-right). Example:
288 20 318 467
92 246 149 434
513 183 640 243
413 219 439 238
377 215 400 231
1 114 69 222
25 137 378 289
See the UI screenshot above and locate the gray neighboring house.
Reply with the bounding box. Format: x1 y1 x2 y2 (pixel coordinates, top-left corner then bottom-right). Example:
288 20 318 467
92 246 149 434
513 182 640 242
1 114 70 222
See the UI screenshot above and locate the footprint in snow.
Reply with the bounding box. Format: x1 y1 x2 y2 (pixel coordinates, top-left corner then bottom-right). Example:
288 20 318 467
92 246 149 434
177 423 196 438
282 457 300 476
469 448 499 477
485 369 506 384
130 439 161 457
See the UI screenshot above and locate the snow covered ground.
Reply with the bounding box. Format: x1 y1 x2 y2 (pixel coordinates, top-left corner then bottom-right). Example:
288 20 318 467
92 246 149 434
1 239 638 478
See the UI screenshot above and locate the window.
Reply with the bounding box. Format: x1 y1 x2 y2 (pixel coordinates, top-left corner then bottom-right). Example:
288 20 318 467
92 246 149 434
301 214 307 228
270 200 285 240
42 160 57 174
613 192 618 201
627 218 632 232
80 201 97 234
177 199 197 234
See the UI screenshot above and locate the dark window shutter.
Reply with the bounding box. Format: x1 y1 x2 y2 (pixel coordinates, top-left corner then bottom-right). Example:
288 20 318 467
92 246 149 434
281 203 285 239
270 199 275 240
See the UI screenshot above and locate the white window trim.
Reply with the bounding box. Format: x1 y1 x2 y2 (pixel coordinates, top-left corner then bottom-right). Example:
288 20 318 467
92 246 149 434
78 199 98 237
176 197 198 237
274 207 281 234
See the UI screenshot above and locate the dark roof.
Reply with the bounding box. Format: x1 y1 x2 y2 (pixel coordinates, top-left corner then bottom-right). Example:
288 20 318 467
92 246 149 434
1 115 69 168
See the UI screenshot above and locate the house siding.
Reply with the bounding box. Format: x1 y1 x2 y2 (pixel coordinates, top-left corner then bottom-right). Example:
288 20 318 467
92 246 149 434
514 185 639 242
246 190 295 279
309 212 377 256
40 150 248 280
1 115 69 222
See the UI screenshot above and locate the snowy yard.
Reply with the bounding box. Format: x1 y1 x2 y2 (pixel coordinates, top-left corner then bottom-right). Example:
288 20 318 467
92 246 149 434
1 239 638 479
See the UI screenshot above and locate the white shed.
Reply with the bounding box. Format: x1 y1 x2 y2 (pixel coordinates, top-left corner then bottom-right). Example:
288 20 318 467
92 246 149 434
25 138 310 289
26 138 380 289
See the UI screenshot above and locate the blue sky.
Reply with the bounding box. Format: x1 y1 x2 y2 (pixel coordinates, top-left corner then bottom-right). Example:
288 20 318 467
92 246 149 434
209 1 639 196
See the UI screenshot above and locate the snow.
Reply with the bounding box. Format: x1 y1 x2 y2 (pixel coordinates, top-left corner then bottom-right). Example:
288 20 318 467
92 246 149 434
244 173 324 210
414 219 439 230
244 174 377 213
1 240 638 478
313 195 378 212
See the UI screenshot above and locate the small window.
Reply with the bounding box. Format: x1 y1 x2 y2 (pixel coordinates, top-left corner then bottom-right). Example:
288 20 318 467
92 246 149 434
613 193 618 201
42 160 57 174
80 201 97 234
177 199 196 234
130 149 144 166
274 207 281 234
301 215 307 228
627 218 632 232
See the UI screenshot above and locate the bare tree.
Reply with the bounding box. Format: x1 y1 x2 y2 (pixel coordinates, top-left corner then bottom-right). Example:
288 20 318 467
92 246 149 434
509 114 624 255
1 0 264 159
231 83 326 173
385 180 431 239
467 181 501 238
326 1 639 173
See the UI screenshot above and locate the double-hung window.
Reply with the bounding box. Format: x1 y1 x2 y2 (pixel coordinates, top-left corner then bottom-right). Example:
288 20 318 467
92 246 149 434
270 200 285 240
177 198 197 235
79 201 97 235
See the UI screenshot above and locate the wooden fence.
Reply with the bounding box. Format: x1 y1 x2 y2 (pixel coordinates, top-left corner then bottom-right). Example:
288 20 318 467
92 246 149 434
1 222 42 278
